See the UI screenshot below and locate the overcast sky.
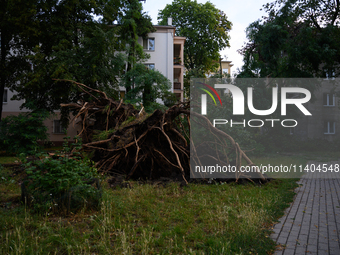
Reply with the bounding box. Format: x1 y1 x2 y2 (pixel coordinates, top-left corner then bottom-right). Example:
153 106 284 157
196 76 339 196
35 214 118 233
141 0 270 75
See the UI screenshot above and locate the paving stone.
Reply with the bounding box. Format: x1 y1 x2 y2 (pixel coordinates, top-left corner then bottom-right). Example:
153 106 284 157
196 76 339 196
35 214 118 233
282 226 293 233
300 227 310 233
271 176 340 255
319 227 328 233
271 233 279 240
297 234 308 243
279 230 289 237
283 248 295 255
285 241 297 249
329 242 340 249
287 235 298 243
294 246 306 254
328 223 337 229
328 236 339 243
329 247 340 255
306 245 317 254
309 229 318 235
318 236 328 244
318 242 329 251
273 250 284 255
277 236 287 245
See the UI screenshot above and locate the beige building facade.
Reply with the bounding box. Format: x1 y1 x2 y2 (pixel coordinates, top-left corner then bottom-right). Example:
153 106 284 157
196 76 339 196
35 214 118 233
207 60 233 77
2 88 77 145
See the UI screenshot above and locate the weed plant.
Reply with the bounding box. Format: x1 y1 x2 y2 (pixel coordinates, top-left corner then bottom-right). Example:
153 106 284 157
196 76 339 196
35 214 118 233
20 137 101 215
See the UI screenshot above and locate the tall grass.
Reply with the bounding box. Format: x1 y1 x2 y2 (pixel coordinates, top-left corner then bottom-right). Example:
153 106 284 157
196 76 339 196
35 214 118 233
1 178 298 254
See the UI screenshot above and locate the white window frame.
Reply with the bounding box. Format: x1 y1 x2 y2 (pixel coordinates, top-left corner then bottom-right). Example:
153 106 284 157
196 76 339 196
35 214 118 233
143 38 155 51
144 64 155 70
323 93 335 106
3 88 8 103
53 120 65 134
324 121 335 134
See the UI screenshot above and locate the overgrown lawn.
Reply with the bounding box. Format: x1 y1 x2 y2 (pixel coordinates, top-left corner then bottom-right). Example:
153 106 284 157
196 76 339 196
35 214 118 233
1 174 298 254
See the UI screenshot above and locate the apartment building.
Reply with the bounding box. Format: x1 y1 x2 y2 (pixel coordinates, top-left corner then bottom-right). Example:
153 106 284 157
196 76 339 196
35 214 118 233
206 59 233 77
220 60 233 76
292 79 340 142
120 18 186 102
2 88 78 145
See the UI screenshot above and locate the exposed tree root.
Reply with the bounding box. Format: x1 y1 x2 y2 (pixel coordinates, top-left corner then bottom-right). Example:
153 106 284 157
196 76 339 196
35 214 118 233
61 80 267 184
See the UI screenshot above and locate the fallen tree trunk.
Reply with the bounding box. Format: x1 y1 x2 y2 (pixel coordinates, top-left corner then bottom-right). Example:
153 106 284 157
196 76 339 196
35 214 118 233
60 80 267 183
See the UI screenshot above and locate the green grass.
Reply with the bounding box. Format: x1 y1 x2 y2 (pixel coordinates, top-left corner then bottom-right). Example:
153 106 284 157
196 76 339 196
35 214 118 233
0 167 298 255
293 151 340 162
3 151 335 254
0 157 20 164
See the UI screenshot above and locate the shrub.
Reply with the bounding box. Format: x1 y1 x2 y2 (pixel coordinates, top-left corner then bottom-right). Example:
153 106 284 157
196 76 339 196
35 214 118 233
21 137 101 215
0 110 49 155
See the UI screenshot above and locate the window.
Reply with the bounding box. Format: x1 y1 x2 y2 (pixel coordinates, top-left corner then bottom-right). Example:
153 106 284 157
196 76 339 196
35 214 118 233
144 64 155 70
53 120 65 134
3 89 7 103
120 91 125 99
323 93 335 106
325 69 335 80
143 38 155 51
175 93 181 101
324 121 335 134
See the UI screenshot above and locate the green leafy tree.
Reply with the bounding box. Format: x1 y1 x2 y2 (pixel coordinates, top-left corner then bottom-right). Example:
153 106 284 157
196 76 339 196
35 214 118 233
238 0 340 78
13 26 125 117
235 0 340 152
0 109 49 155
2 0 159 124
4 0 152 126
0 0 39 120
158 0 232 74
117 0 155 93
122 63 176 112
11 0 126 124
1 0 124 122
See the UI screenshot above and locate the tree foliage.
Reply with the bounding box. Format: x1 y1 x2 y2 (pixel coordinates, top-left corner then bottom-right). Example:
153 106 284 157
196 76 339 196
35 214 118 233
12 0 125 120
1 0 156 123
0 0 40 120
0 109 49 155
116 0 155 93
122 63 176 112
13 26 126 116
158 0 232 74
238 0 340 78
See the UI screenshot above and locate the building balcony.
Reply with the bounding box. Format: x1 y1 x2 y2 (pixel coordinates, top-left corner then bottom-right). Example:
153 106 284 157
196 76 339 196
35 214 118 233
173 56 182 65
173 82 182 90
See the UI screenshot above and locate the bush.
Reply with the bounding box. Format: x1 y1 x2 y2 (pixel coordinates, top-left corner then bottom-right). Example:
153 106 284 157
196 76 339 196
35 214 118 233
21 137 102 215
0 110 49 155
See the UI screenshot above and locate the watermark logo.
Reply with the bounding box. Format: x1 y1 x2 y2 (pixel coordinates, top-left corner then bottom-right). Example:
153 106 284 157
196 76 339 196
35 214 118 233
198 82 222 115
201 84 312 116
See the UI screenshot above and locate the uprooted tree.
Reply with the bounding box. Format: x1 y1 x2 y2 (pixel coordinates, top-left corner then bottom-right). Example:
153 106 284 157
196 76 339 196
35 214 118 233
61 80 266 184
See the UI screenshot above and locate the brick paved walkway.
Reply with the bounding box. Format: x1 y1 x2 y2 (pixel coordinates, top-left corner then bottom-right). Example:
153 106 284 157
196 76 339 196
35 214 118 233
271 165 340 254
